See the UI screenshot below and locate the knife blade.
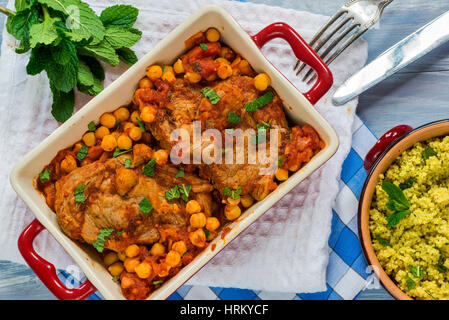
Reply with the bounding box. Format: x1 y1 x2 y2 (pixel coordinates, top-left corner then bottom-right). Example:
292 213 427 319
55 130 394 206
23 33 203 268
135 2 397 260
333 10 449 106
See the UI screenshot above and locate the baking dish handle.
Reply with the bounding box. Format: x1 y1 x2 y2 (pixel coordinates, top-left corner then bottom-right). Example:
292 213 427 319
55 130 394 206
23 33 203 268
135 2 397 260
251 22 333 105
18 219 96 300
364 125 413 173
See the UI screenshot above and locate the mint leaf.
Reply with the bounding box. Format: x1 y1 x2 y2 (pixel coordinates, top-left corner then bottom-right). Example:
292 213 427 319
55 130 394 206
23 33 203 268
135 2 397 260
104 26 141 49
387 210 410 227
6 7 39 53
257 121 270 131
382 181 410 210
74 184 86 203
422 148 437 162
39 169 51 183
228 112 241 124
38 0 105 45
92 228 114 253
245 92 273 112
375 234 392 247
81 56 105 80
116 47 138 66
125 158 132 169
408 265 423 278
113 148 132 158
78 77 104 96
139 198 153 215
143 158 156 177
50 85 74 122
78 40 120 66
399 177 417 190
278 156 284 167
26 46 52 75
199 43 208 51
77 59 95 87
112 275 120 282
166 186 180 201
46 55 78 93
136 117 146 132
52 38 77 65
201 87 220 105
76 145 88 161
405 273 416 290
29 15 60 48
153 280 164 285
223 186 242 200
88 121 96 132
175 167 185 178
178 184 192 202
100 5 139 28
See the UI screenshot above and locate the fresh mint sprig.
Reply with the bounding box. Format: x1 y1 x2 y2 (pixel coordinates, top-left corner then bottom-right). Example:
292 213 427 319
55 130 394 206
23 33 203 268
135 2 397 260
2 1 142 123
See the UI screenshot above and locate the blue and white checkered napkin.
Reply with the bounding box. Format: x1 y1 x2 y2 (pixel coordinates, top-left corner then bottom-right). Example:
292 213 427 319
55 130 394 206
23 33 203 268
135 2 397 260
60 115 379 300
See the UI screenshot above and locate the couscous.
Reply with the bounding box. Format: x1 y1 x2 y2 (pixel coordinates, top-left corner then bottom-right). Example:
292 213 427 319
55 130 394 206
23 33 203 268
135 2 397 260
370 135 449 300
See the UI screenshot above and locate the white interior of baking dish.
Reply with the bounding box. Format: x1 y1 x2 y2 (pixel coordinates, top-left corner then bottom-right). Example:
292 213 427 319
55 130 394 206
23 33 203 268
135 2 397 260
10 5 339 300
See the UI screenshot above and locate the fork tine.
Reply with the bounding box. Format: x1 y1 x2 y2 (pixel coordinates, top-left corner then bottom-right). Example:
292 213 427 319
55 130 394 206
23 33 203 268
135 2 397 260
302 23 360 82
295 15 352 75
293 10 347 72
305 28 368 85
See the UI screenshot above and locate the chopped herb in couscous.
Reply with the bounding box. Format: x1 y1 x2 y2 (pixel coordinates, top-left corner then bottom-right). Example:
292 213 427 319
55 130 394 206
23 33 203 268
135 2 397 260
370 136 449 300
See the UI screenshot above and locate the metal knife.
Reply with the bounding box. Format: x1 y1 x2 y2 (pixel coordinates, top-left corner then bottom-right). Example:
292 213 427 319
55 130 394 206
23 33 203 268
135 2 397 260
333 10 449 106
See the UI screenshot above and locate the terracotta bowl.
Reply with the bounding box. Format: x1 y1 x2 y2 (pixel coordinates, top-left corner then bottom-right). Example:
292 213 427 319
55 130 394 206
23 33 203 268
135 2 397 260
358 120 449 300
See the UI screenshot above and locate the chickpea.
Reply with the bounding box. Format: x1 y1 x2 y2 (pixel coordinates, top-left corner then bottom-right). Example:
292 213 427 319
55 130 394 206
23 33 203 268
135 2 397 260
139 77 153 89
240 194 254 208
111 131 121 140
146 65 163 80
154 149 169 166
150 243 165 256
186 200 202 214
254 73 271 91
82 132 96 147
205 73 218 82
238 60 252 75
117 251 127 261
190 212 207 228
289 164 300 172
124 257 140 273
95 126 110 140
108 262 124 277
224 204 241 221
113 107 130 122
275 168 289 181
117 135 133 150
220 47 235 61
130 111 140 125
206 217 220 232
101 135 117 152
121 276 135 289
116 167 138 196
140 106 157 123
206 28 220 42
103 252 119 266
189 229 206 248
60 155 77 173
162 71 176 83
216 57 230 65
172 241 187 255
100 113 117 129
125 244 140 258
129 126 143 141
185 72 202 84
217 64 233 79
123 122 135 132
173 59 185 74
135 262 152 279
227 197 241 206
165 250 181 267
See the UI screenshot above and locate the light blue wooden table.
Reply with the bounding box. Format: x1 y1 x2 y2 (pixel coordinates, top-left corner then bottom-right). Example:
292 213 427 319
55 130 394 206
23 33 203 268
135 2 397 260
1 0 448 300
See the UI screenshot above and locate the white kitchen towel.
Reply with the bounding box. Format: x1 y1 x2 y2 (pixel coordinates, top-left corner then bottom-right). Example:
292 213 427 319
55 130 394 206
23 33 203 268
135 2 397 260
0 0 367 293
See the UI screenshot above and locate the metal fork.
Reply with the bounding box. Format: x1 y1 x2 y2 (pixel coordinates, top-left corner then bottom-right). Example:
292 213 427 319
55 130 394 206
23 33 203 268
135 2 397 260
294 0 393 84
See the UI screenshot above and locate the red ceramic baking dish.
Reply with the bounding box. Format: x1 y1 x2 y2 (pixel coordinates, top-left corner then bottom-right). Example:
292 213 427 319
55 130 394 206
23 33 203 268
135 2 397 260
11 5 338 300
359 120 449 300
